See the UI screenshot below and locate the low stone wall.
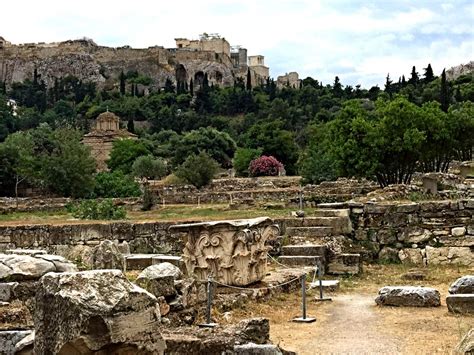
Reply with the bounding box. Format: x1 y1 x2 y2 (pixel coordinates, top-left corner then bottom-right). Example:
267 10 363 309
349 199 474 265
0 221 187 256
152 178 378 206
1 199 472 266
0 197 142 214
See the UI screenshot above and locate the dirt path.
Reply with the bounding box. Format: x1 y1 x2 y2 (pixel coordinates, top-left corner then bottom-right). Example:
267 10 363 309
269 292 472 355
271 293 402 354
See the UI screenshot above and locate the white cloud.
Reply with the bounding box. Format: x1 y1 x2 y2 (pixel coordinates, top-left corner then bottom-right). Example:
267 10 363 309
0 0 472 87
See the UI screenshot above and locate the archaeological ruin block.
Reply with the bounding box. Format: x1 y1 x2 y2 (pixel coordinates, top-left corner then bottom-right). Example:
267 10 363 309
170 217 280 286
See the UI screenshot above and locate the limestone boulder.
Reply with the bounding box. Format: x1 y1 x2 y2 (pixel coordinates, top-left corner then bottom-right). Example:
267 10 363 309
446 294 474 314
34 269 165 354
449 275 474 294
88 240 125 270
0 254 55 281
454 328 474 355
375 286 441 307
139 262 183 280
398 248 424 265
135 263 183 298
36 254 78 272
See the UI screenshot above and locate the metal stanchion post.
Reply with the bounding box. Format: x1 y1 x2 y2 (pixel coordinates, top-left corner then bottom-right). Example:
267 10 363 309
293 274 316 323
314 265 332 302
199 275 218 328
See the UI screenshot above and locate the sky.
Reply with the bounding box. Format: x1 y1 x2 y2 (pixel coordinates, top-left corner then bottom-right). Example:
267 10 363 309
1 0 473 87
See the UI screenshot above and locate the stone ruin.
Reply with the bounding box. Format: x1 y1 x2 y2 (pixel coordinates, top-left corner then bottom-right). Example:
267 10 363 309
171 217 280 286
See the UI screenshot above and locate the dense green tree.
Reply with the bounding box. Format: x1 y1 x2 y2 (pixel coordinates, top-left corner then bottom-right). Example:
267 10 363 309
107 139 150 174
172 127 237 168
132 155 167 180
175 151 218 189
242 119 299 174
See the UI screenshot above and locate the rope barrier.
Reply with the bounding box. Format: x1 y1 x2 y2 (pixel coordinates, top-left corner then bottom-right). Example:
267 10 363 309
211 275 301 291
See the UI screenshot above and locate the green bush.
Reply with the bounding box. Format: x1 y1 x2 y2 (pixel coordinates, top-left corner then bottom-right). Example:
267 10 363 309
175 151 218 189
233 147 262 176
68 199 126 220
93 171 141 198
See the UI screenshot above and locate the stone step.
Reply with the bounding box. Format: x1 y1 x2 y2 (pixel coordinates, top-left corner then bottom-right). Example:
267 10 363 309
446 294 474 314
312 209 350 218
125 254 159 270
316 202 348 209
285 226 333 238
278 256 324 270
326 253 361 275
282 216 344 227
281 244 327 258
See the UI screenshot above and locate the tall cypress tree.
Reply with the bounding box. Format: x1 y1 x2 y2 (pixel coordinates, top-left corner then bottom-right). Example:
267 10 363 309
408 66 419 85
440 69 449 112
401 75 407 86
384 73 393 97
246 68 252 91
119 71 126 95
423 64 435 83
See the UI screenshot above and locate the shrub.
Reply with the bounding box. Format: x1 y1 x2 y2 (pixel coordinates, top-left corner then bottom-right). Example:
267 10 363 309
248 155 283 177
68 199 126 220
233 147 262 176
93 171 141 198
175 152 218 189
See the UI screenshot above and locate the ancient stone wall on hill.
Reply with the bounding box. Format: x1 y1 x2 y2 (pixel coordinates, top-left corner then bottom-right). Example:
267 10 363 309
0 37 257 90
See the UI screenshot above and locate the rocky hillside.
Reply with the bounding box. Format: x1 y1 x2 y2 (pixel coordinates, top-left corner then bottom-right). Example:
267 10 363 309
445 61 474 81
0 38 235 90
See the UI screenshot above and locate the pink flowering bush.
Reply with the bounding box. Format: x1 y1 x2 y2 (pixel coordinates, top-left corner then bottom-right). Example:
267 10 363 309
248 155 284 177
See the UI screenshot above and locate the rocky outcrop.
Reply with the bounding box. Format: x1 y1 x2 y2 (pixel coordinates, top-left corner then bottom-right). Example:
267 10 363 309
446 61 474 81
0 39 234 91
34 269 165 354
375 286 441 307
449 275 474 294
